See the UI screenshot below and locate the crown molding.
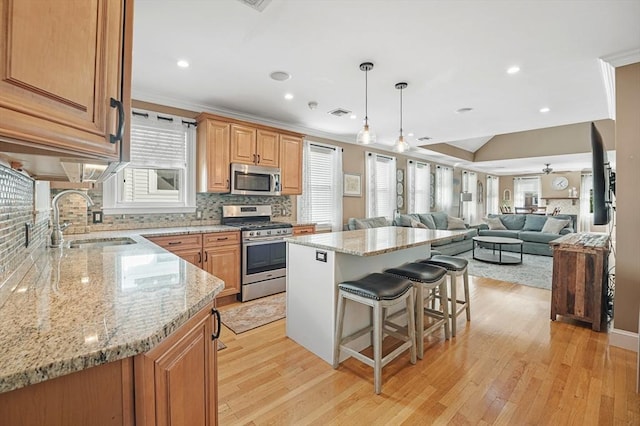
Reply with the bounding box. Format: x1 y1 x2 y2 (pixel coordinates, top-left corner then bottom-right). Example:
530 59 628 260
601 48 640 67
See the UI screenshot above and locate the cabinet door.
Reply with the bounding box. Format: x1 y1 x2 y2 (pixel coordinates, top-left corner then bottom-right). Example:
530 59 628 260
197 119 230 192
0 0 130 160
279 134 303 195
230 123 257 165
204 245 241 298
256 129 280 167
140 304 217 426
172 248 203 269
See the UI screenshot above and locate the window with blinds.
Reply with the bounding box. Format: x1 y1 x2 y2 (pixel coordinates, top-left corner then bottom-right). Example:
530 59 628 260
514 176 540 207
297 142 343 230
366 152 396 219
407 160 430 213
103 110 196 213
435 165 453 213
486 175 500 214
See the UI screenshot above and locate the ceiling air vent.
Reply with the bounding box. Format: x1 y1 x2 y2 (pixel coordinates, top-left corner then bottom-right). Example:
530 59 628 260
236 0 272 12
328 108 352 117
418 136 432 141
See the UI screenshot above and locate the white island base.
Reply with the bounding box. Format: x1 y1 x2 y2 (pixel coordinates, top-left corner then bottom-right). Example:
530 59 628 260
286 242 429 364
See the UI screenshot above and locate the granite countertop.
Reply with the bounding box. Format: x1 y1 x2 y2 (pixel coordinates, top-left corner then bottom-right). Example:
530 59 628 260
0 225 237 394
285 226 466 256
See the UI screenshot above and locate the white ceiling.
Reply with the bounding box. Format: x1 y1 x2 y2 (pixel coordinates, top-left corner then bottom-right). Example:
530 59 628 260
132 0 640 173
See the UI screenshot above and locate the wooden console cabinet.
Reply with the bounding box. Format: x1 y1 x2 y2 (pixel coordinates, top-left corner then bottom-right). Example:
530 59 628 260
550 233 610 331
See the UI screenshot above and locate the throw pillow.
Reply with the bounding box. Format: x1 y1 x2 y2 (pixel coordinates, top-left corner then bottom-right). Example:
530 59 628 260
417 213 437 229
354 216 388 229
394 213 419 227
541 217 570 234
483 216 507 230
430 212 449 230
447 216 466 230
409 218 428 228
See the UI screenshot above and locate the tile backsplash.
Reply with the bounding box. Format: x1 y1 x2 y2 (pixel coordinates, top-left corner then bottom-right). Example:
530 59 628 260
51 187 294 234
0 165 49 283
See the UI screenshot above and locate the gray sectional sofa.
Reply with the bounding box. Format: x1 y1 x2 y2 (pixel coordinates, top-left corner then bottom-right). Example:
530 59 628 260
476 213 577 256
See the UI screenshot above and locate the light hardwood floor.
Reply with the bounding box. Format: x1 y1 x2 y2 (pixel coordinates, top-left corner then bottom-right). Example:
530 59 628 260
217 276 639 425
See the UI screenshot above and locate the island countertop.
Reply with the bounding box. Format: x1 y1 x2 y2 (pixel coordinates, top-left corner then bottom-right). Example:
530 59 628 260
0 225 237 394
285 226 466 256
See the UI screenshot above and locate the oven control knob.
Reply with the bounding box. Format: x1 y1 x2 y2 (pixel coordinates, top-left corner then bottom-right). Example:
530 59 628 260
267 230 272 235
249 232 254 236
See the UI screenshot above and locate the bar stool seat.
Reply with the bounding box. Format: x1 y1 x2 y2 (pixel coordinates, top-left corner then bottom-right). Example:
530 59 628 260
333 273 416 395
384 262 449 360
419 255 470 337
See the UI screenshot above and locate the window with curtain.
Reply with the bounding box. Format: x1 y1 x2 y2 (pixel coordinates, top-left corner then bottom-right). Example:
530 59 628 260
297 141 343 231
435 165 453 213
406 160 430 213
486 175 500 215
366 152 396 219
579 173 593 232
513 176 540 208
103 110 196 214
462 171 477 223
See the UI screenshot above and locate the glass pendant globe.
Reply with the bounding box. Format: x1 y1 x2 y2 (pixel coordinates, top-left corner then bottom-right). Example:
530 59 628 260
393 135 410 153
356 123 376 145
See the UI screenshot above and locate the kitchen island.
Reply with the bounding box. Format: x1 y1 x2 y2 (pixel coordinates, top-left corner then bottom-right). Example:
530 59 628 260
285 226 465 364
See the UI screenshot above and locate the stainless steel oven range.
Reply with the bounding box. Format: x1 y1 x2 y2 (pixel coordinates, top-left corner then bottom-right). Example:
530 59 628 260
221 205 292 302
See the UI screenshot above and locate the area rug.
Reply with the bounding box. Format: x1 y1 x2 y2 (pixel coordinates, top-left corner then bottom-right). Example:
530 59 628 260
219 292 286 334
456 250 553 290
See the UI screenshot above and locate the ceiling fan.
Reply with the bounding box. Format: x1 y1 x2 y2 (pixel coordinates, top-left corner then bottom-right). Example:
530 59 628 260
542 163 553 174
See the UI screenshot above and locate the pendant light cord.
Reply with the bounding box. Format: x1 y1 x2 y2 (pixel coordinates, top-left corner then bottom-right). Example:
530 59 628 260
399 85 403 136
364 69 369 124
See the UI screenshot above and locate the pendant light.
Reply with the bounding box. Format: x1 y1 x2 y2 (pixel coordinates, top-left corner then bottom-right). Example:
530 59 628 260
393 82 410 153
356 62 376 145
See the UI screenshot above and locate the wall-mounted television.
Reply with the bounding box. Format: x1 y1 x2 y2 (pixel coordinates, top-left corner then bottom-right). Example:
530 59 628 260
591 122 615 225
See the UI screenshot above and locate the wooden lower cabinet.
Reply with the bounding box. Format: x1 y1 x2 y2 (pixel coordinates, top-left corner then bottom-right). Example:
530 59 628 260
135 302 218 426
292 224 315 236
0 303 220 426
203 232 241 298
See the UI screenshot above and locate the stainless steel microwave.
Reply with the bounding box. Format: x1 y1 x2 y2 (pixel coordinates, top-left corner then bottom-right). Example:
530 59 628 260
230 163 281 196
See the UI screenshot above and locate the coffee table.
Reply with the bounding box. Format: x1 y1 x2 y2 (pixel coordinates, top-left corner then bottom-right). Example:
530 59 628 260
472 236 523 265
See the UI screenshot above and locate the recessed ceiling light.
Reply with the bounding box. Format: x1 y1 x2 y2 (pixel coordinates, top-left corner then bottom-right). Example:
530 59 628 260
177 60 189 68
284 93 294 100
507 65 520 74
539 107 550 113
408 132 414 137
270 71 291 81
350 114 357 119
456 107 473 114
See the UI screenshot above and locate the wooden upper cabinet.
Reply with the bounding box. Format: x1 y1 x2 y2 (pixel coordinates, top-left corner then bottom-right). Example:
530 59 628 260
197 118 230 192
230 123 257 165
0 0 133 160
280 134 303 195
255 129 280 167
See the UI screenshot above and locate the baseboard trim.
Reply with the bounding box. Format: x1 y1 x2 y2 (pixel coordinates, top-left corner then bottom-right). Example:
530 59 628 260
609 327 639 352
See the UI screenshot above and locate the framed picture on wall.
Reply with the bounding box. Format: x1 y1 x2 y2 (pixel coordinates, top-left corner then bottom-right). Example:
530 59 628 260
343 173 362 197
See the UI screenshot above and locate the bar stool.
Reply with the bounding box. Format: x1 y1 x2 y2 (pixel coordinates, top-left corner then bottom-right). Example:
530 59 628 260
384 263 450 359
419 255 470 337
333 273 416 394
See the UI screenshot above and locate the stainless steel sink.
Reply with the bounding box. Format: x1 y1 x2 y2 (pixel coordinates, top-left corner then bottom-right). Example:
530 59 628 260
68 237 137 249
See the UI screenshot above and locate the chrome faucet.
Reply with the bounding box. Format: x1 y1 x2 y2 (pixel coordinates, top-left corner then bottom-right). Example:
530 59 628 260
50 190 94 248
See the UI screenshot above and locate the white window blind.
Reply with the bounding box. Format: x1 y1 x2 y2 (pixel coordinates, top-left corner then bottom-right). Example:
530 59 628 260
297 141 343 231
366 152 396 219
103 109 196 214
514 176 540 207
407 160 430 213
435 165 453 213
486 175 500 215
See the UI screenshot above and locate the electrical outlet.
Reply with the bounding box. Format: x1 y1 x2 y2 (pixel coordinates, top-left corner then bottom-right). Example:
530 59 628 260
92 211 103 224
196 209 203 220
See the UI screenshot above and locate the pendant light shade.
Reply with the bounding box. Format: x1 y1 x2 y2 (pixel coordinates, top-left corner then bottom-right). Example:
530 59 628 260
356 62 376 145
393 82 410 153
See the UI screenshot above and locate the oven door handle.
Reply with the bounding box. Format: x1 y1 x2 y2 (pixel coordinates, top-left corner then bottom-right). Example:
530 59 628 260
243 237 287 245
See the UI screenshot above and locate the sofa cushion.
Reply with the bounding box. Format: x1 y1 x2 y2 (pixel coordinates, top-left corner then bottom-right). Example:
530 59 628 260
394 213 420 227
447 216 466 230
523 214 548 231
353 216 388 229
518 231 563 244
417 213 437 229
429 212 449 230
541 217 571 234
483 216 507 230
498 214 526 230
431 237 453 247
478 229 521 239
463 228 478 239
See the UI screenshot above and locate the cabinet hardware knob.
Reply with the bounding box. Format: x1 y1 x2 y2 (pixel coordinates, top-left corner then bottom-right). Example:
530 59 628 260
198 252 202 263
204 251 208 262
217 237 228 241
168 241 182 245
211 308 222 340
257 154 260 164
226 179 230 189
109 97 125 144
